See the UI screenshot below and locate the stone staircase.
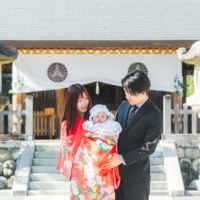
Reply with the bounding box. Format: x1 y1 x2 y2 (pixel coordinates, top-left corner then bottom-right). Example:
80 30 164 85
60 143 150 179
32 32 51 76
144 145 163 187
185 190 200 196
28 142 69 195
28 142 169 196
149 143 169 196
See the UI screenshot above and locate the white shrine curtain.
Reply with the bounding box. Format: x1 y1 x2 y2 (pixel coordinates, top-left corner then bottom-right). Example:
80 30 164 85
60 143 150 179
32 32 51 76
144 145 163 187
12 53 182 93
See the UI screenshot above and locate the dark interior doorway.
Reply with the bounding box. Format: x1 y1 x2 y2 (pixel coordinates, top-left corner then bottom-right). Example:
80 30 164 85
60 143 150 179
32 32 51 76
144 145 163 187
84 82 169 113
84 82 125 112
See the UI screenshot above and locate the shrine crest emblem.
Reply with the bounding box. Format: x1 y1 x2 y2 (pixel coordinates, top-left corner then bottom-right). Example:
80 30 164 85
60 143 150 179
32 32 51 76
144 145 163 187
47 63 68 82
128 62 148 75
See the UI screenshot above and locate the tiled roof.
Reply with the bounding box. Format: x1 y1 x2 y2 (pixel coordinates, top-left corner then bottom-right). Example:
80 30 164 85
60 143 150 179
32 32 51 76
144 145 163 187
0 0 200 41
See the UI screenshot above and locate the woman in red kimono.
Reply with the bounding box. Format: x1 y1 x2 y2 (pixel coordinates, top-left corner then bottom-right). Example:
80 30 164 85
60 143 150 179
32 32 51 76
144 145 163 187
57 84 120 200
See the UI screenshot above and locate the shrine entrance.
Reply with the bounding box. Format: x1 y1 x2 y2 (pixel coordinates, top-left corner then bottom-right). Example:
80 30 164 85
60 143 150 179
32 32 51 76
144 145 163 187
84 82 170 115
84 82 125 114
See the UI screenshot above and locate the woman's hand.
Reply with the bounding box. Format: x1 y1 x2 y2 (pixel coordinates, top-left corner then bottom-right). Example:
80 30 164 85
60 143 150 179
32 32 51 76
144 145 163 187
102 153 123 170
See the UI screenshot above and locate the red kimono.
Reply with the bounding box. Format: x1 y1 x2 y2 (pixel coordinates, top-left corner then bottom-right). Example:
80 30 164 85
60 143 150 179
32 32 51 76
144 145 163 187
57 118 120 200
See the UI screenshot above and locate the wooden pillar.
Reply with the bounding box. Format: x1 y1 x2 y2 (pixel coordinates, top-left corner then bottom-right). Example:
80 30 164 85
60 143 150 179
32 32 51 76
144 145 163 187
56 89 65 138
17 93 22 108
173 92 183 132
173 92 182 109
25 95 33 140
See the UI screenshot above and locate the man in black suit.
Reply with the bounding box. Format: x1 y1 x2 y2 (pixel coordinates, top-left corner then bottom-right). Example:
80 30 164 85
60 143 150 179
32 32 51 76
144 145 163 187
103 70 163 200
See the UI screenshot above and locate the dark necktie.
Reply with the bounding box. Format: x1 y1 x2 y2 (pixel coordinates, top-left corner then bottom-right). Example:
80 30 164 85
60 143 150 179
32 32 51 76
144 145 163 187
127 105 138 126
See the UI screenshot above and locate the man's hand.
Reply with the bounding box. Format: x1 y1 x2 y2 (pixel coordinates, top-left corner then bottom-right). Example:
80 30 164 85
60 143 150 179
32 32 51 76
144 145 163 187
102 153 123 170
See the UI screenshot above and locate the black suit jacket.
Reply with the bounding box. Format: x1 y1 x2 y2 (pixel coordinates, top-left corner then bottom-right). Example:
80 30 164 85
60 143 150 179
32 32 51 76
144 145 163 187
115 99 163 183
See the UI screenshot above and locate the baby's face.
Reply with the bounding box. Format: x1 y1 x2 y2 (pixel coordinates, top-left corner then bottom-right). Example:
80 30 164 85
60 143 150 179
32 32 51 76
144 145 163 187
92 112 107 124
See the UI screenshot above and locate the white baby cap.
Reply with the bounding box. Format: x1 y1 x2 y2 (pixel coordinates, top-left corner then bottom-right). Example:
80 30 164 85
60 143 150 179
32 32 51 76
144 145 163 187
89 104 114 121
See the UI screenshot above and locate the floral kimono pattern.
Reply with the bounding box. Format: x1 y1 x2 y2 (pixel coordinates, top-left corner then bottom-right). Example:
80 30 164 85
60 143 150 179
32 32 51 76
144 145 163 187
57 118 120 200
57 118 87 180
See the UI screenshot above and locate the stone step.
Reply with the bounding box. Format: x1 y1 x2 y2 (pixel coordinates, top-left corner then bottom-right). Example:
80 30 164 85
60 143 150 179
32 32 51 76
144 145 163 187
32 166 59 173
33 157 164 166
34 151 59 158
29 181 70 190
4 195 200 200
27 189 170 196
35 143 162 152
30 172 166 181
150 190 170 196
150 165 165 173
33 159 58 166
155 144 161 151
34 150 163 158
27 190 70 196
150 181 168 190
29 181 168 190
30 173 67 181
31 165 166 173
150 151 163 158
185 190 200 196
35 143 60 152
150 158 164 165
151 173 166 181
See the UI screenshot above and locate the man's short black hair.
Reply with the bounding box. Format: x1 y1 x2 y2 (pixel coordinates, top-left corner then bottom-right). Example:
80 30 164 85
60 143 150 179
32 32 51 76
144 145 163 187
121 70 151 95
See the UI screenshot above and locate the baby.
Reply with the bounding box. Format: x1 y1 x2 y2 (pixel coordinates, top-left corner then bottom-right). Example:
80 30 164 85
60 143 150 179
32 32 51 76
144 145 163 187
83 104 122 145
71 104 122 200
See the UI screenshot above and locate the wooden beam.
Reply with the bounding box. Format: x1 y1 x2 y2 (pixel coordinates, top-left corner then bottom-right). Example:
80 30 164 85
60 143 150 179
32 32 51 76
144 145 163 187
17 48 177 54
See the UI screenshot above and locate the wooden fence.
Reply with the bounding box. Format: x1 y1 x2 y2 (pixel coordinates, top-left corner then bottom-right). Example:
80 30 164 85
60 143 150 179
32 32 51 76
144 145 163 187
33 111 56 139
0 95 33 140
163 94 200 134
0 95 56 140
2 93 199 139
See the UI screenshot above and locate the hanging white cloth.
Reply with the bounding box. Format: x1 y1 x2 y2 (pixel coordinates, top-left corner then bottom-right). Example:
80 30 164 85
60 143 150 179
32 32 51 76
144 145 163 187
12 53 182 93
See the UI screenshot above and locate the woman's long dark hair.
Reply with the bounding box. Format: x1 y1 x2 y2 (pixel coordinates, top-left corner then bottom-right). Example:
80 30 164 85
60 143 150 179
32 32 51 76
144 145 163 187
61 84 92 133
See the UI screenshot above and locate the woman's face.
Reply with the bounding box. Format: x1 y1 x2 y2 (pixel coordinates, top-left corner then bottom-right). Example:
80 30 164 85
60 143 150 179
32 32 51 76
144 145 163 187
77 92 89 117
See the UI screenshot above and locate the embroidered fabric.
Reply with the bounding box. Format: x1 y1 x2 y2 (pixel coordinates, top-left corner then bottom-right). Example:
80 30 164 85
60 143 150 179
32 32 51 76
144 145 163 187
82 120 122 136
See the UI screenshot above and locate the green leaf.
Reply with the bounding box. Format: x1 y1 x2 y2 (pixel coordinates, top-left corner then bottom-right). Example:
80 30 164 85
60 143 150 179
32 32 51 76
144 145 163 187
8 90 15 94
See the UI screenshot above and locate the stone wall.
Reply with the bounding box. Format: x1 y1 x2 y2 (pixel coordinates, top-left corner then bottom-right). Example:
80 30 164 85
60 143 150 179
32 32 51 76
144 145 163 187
175 140 200 191
0 141 21 189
